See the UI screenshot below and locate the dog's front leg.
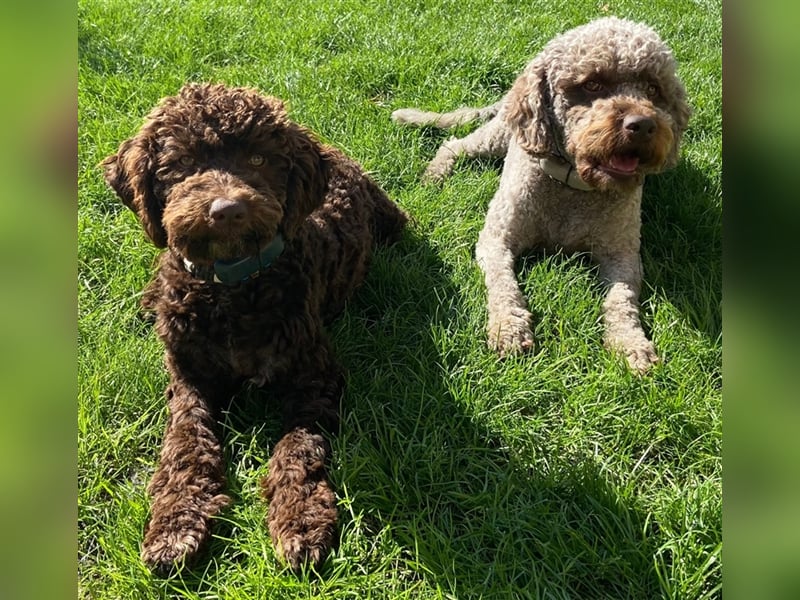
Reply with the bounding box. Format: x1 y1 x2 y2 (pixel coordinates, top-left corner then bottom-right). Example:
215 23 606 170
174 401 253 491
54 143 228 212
598 254 659 373
262 344 342 572
477 234 534 356
141 377 230 572
476 204 537 355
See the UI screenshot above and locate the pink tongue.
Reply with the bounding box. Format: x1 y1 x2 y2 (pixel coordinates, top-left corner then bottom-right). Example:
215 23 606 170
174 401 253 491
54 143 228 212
608 155 639 172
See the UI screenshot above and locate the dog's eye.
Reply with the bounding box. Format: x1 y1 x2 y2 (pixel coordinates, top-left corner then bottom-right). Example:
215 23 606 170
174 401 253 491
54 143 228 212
646 83 660 98
179 156 195 167
582 80 604 93
248 154 265 167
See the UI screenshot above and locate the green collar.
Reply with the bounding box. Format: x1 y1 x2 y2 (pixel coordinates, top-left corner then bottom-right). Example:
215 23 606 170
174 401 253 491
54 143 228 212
182 235 285 285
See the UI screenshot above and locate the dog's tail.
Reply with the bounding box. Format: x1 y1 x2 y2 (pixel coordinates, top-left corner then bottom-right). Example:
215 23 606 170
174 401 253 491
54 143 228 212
391 102 501 129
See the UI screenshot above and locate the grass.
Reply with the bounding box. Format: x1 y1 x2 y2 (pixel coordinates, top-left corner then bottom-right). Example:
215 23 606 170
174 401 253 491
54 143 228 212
78 0 722 598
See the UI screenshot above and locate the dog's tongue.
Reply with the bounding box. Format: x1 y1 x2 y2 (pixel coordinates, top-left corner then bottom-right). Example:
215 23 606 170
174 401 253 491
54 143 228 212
608 155 639 173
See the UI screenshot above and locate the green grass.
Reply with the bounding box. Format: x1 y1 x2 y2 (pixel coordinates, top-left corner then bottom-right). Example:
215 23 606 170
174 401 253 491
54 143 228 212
78 0 722 598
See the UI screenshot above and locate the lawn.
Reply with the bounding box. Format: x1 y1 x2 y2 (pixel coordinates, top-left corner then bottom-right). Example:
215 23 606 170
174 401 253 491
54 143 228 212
78 0 722 598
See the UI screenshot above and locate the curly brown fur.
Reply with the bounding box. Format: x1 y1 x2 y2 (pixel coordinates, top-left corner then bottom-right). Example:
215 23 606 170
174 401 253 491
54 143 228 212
393 18 691 372
102 83 406 572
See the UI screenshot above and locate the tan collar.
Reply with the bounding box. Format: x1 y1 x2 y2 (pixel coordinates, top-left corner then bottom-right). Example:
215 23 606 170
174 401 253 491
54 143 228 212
539 156 594 191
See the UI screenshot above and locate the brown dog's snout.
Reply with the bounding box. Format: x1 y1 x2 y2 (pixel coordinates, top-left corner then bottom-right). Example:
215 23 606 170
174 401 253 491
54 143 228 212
623 114 656 142
209 197 247 224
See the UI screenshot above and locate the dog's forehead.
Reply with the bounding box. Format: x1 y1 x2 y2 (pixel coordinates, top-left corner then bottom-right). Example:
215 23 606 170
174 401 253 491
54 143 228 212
148 85 287 147
161 106 267 139
547 19 675 87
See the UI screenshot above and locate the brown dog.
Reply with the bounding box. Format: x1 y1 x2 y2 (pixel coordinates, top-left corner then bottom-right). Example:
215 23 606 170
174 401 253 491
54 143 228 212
102 83 406 572
393 17 690 371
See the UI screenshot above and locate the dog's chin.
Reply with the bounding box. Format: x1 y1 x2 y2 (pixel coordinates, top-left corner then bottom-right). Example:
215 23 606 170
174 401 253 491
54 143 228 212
171 228 279 266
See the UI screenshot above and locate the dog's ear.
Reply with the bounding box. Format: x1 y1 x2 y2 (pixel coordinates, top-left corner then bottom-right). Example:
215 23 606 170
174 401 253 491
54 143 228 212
504 57 555 155
282 124 329 238
101 131 167 248
664 78 692 169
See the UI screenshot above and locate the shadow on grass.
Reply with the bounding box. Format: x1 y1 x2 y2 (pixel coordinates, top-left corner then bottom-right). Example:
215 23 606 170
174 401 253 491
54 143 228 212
642 159 722 340
334 229 664 598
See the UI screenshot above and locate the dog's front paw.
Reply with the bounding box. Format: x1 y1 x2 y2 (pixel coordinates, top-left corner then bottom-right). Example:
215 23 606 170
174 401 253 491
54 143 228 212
141 513 209 572
624 341 660 373
605 334 659 374
141 493 230 573
487 310 535 357
266 477 338 572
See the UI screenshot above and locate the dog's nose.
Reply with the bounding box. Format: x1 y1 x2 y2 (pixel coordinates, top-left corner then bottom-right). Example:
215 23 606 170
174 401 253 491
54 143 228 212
623 115 656 141
209 198 246 223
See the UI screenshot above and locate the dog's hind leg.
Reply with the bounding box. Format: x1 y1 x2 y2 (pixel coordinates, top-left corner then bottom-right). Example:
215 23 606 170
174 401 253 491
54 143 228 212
422 113 512 183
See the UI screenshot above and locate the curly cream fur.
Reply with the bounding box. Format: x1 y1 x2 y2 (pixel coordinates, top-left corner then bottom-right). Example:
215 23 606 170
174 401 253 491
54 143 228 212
393 17 691 372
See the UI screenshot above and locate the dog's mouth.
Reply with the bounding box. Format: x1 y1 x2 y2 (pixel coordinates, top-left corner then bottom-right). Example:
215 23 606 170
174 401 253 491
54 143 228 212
598 154 640 178
175 229 279 266
576 151 650 191
209 231 266 259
